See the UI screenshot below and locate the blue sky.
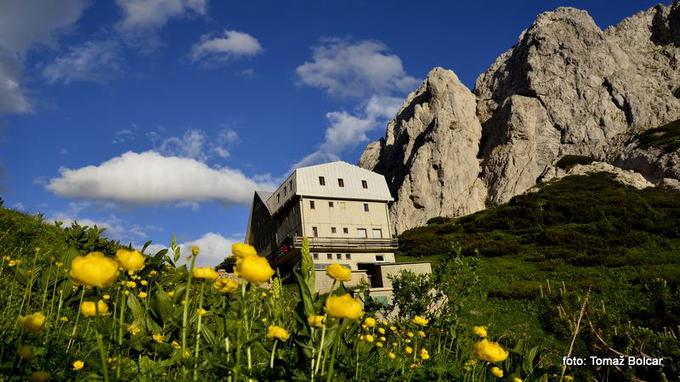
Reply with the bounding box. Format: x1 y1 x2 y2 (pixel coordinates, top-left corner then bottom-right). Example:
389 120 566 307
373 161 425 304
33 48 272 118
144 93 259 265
0 0 661 265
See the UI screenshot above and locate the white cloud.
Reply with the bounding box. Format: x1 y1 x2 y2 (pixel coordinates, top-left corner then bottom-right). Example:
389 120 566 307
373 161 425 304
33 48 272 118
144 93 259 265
191 30 263 63
46 151 274 205
42 40 124 84
295 38 418 99
156 128 239 161
145 232 239 267
0 0 88 113
292 95 402 168
116 0 207 32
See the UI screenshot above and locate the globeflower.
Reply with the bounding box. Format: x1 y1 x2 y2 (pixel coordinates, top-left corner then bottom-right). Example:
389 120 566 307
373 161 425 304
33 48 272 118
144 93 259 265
128 323 141 336
325 294 363 320
80 300 109 317
363 317 376 328
232 243 257 258
191 246 200 256
237 255 274 284
17 344 35 361
213 277 239 293
405 346 413 354
412 315 429 326
267 325 290 341
19 312 45 332
307 315 325 328
326 263 351 282
491 366 504 377
474 339 509 363
115 249 145 272
420 348 430 360
73 360 84 370
513 377 523 382
70 252 119 288
138 291 147 299
192 267 218 280
473 325 488 338
152 333 165 343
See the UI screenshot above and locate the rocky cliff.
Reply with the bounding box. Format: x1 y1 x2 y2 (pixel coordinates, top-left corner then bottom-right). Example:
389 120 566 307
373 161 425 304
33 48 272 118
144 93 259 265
360 1 680 233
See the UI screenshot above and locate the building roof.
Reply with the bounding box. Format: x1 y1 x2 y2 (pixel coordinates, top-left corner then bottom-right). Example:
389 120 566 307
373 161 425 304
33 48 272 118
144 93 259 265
256 161 393 216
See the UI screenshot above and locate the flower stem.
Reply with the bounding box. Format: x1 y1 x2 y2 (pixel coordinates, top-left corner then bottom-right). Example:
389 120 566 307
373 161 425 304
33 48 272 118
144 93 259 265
181 253 198 381
66 287 86 352
269 339 278 369
192 282 205 381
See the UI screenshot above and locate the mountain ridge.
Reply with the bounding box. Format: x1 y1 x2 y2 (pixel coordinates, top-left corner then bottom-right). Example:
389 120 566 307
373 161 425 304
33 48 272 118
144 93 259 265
360 1 680 233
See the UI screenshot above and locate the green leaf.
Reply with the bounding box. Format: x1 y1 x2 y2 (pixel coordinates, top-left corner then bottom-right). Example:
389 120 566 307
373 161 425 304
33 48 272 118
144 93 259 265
294 272 316 317
154 290 175 326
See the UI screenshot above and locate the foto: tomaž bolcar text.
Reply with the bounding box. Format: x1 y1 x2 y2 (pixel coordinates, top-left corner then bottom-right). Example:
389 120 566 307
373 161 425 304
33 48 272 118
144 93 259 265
562 356 664 367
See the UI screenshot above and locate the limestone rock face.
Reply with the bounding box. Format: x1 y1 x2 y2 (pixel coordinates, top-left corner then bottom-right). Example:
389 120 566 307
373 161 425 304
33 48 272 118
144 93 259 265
359 67 487 234
540 162 654 190
360 1 680 233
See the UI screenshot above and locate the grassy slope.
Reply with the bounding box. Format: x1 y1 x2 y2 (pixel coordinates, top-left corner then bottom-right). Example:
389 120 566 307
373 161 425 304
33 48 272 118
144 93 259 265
396 173 680 359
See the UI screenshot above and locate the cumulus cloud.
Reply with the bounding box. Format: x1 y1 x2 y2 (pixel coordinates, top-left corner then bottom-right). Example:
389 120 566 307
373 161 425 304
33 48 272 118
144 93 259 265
293 95 402 168
295 38 418 99
46 151 274 205
145 232 238 267
0 0 88 113
42 40 124 84
116 0 207 32
191 30 263 63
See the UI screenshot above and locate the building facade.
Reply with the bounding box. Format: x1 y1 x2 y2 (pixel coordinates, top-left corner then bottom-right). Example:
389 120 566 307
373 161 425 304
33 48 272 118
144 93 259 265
246 161 430 302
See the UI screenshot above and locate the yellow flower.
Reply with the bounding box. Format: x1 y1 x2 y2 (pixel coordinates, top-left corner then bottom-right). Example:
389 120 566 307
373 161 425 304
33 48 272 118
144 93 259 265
70 252 119 288
491 366 504 378
474 339 509 363
464 358 477 371
102 294 110 300
378 327 386 334
152 333 165 343
407 331 414 338
473 325 488 338
376 342 383 347
59 316 68 322
418 330 426 338
420 348 430 360
197 308 208 316
410 363 419 369
17 344 35 361
237 255 274 284
324 294 364 320
412 315 428 326
8 260 16 267
191 246 200 256
380 336 386 342
19 312 45 332
390 326 397 332
405 346 413 354
267 325 290 341
192 267 219 280
564 377 574 382
513 378 523 382
405 339 411 344
232 243 257 258
128 323 141 336
363 317 376 328
325 263 351 282
213 277 239 293
126 281 137 288
307 315 325 328
28 371 50 382
80 300 109 317
72 360 84 370
149 270 158 276
167 291 175 297
365 334 374 343
171 341 180 349
115 249 145 272
138 291 148 299
140 280 148 286
388 352 396 359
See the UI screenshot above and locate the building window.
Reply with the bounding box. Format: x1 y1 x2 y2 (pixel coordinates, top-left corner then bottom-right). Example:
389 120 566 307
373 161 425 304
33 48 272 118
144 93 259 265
357 228 367 238
343 227 348 234
336 253 342 260
289 180 292 190
327 253 332 260
312 227 318 237
338 178 344 187
329 201 334 208
376 255 384 262
310 200 315 209
283 186 286 196
362 180 368 189
345 253 351 260
319 176 325 186
277 193 280 203
331 227 336 234
313 253 318 260
363 203 369 212
372 228 382 238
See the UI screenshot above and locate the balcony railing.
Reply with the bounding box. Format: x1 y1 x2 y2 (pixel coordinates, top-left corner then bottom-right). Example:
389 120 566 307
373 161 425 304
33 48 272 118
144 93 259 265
293 236 398 252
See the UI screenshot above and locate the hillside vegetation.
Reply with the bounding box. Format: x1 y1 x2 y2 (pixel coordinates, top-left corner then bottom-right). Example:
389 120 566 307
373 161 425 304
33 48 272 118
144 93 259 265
398 173 680 380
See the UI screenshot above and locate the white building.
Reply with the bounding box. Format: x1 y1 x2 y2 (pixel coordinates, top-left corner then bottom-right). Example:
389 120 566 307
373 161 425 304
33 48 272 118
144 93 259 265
246 161 430 302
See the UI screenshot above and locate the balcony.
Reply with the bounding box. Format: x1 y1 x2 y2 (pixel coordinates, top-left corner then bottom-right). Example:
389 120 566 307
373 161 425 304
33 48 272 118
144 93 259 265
292 236 398 253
